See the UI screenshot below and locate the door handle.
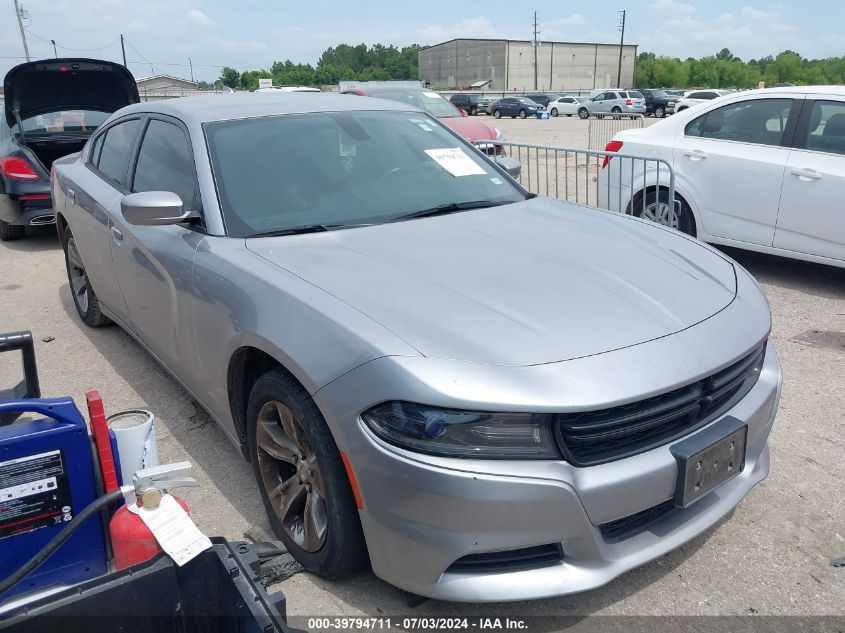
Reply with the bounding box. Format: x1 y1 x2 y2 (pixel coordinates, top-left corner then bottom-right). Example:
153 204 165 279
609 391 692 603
66 188 75 202
790 168 822 181
683 150 708 161
110 226 124 245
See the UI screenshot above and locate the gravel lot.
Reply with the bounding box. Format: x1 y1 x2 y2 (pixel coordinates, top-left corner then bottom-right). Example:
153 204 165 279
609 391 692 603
0 115 842 621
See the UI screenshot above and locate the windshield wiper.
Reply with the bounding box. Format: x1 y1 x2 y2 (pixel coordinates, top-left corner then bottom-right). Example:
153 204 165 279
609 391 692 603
245 223 369 238
390 200 514 223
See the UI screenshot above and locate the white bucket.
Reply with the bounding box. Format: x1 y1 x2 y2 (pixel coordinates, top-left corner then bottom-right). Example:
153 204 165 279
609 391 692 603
108 409 160 485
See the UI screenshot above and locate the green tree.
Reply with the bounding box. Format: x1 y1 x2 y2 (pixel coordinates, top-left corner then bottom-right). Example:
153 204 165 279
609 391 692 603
219 67 240 88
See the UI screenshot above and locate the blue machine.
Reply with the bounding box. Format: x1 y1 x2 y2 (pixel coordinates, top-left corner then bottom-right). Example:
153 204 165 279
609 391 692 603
0 333 108 601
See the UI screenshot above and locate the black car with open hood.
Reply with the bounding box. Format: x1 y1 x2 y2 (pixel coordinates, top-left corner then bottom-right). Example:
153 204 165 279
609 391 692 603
0 58 139 240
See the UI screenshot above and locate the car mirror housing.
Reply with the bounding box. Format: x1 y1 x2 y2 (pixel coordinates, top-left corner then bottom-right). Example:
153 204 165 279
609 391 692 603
121 191 193 226
494 156 521 180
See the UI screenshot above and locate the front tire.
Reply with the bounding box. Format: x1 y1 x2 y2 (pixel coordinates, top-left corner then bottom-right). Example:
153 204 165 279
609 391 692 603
493 109 501 119
247 368 368 578
62 226 110 327
518 109 527 119
0 219 25 241
631 190 696 236
578 108 589 119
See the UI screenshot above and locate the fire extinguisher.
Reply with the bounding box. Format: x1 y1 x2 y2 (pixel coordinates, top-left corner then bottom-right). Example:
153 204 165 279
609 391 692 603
109 462 198 570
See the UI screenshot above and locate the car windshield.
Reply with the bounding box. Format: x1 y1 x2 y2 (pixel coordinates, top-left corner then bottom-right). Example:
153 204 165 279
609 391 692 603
205 111 525 238
13 109 110 137
368 90 461 118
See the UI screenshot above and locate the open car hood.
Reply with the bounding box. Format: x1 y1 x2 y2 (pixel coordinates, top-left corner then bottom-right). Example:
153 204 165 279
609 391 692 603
4 58 139 127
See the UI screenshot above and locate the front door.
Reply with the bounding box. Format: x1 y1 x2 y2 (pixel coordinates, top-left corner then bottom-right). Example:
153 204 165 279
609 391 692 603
109 115 204 373
673 95 799 245
774 97 845 262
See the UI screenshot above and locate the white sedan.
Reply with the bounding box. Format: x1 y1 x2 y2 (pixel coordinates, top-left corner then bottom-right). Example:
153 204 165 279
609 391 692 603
547 96 589 117
674 89 732 112
598 86 845 268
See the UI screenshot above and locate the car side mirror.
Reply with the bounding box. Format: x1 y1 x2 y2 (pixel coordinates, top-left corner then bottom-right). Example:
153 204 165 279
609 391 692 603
121 191 194 226
494 156 521 179
459 108 469 117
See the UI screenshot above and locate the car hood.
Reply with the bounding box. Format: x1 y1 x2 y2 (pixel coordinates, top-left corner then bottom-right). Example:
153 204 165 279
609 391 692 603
247 198 737 366
440 117 497 141
4 58 139 127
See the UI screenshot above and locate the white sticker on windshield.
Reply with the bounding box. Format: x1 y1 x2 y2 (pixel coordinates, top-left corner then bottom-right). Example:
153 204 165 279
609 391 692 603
425 148 486 177
339 136 356 157
490 177 503 185
418 124 433 131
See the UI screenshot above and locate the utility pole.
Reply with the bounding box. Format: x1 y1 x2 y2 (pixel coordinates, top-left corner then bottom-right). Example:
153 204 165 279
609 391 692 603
617 10 626 88
50 39 57 58
120 34 127 67
188 57 194 82
532 11 539 91
13 0 30 62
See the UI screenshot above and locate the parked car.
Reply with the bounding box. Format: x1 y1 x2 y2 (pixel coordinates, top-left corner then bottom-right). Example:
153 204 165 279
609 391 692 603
521 93 561 108
546 96 589 117
0 58 138 240
255 86 320 93
578 90 646 119
449 93 491 116
487 97 543 119
341 86 509 160
638 88 676 118
598 87 845 267
674 89 732 112
53 92 780 602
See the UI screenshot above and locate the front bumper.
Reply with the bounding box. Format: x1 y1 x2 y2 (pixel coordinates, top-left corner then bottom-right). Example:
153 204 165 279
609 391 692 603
316 335 780 601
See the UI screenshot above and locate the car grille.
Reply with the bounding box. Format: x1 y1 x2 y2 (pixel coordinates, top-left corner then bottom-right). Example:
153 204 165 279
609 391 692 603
446 543 563 574
598 499 677 543
555 344 766 466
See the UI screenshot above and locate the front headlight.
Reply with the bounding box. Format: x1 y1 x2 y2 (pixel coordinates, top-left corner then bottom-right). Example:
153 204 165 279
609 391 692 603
361 401 559 459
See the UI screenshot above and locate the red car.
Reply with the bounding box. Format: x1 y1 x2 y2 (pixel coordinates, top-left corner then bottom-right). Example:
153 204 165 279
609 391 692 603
340 86 519 176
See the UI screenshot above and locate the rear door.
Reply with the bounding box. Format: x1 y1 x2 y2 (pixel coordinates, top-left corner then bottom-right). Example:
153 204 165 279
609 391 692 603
62 116 144 322
109 114 204 373
774 97 845 261
674 95 800 245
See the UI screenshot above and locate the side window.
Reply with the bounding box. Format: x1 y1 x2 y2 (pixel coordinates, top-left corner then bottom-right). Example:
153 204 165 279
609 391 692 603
703 92 718 99
88 132 105 167
132 119 198 210
688 92 705 100
97 118 141 186
685 98 793 146
804 101 845 156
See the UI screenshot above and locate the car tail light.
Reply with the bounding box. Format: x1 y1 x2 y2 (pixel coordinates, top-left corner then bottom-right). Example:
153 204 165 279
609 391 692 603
626 98 632 106
0 157 40 181
602 140 623 169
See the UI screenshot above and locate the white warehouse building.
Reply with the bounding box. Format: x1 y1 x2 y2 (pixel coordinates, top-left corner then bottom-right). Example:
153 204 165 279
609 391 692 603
418 38 638 93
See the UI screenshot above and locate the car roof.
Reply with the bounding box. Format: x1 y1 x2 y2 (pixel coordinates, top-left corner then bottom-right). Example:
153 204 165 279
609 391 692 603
114 92 417 124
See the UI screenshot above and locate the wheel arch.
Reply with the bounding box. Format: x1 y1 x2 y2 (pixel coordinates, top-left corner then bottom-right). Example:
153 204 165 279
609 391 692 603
627 185 699 237
55 211 68 242
227 344 311 461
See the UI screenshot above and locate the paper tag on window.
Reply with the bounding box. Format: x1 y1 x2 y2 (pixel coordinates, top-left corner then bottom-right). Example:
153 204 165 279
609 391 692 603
138 493 212 566
425 148 486 177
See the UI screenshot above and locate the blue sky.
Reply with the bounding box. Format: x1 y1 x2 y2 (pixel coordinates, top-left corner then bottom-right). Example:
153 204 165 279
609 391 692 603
1 1 843 82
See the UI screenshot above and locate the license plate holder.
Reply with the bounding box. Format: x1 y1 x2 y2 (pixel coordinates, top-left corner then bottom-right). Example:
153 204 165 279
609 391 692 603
670 416 747 508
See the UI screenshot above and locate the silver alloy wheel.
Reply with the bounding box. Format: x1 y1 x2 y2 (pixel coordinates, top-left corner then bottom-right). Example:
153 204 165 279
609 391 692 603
66 237 89 313
256 400 328 552
641 200 680 229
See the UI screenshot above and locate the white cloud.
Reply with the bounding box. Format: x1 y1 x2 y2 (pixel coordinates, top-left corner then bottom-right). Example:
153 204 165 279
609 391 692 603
769 22 798 34
648 0 695 16
713 13 736 27
741 6 778 20
186 9 214 26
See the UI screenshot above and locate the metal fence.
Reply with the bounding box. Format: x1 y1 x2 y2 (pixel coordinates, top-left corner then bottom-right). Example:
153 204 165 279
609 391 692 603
587 113 644 150
476 140 678 227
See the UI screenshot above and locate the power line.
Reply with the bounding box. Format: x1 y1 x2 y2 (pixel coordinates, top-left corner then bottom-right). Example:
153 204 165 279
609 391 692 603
23 28 119 53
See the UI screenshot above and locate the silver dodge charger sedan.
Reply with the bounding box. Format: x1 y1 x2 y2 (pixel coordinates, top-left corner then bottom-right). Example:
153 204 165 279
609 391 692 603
52 93 781 602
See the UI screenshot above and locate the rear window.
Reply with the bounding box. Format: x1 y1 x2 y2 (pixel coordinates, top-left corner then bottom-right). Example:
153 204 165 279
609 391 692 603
16 110 110 136
627 91 644 99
